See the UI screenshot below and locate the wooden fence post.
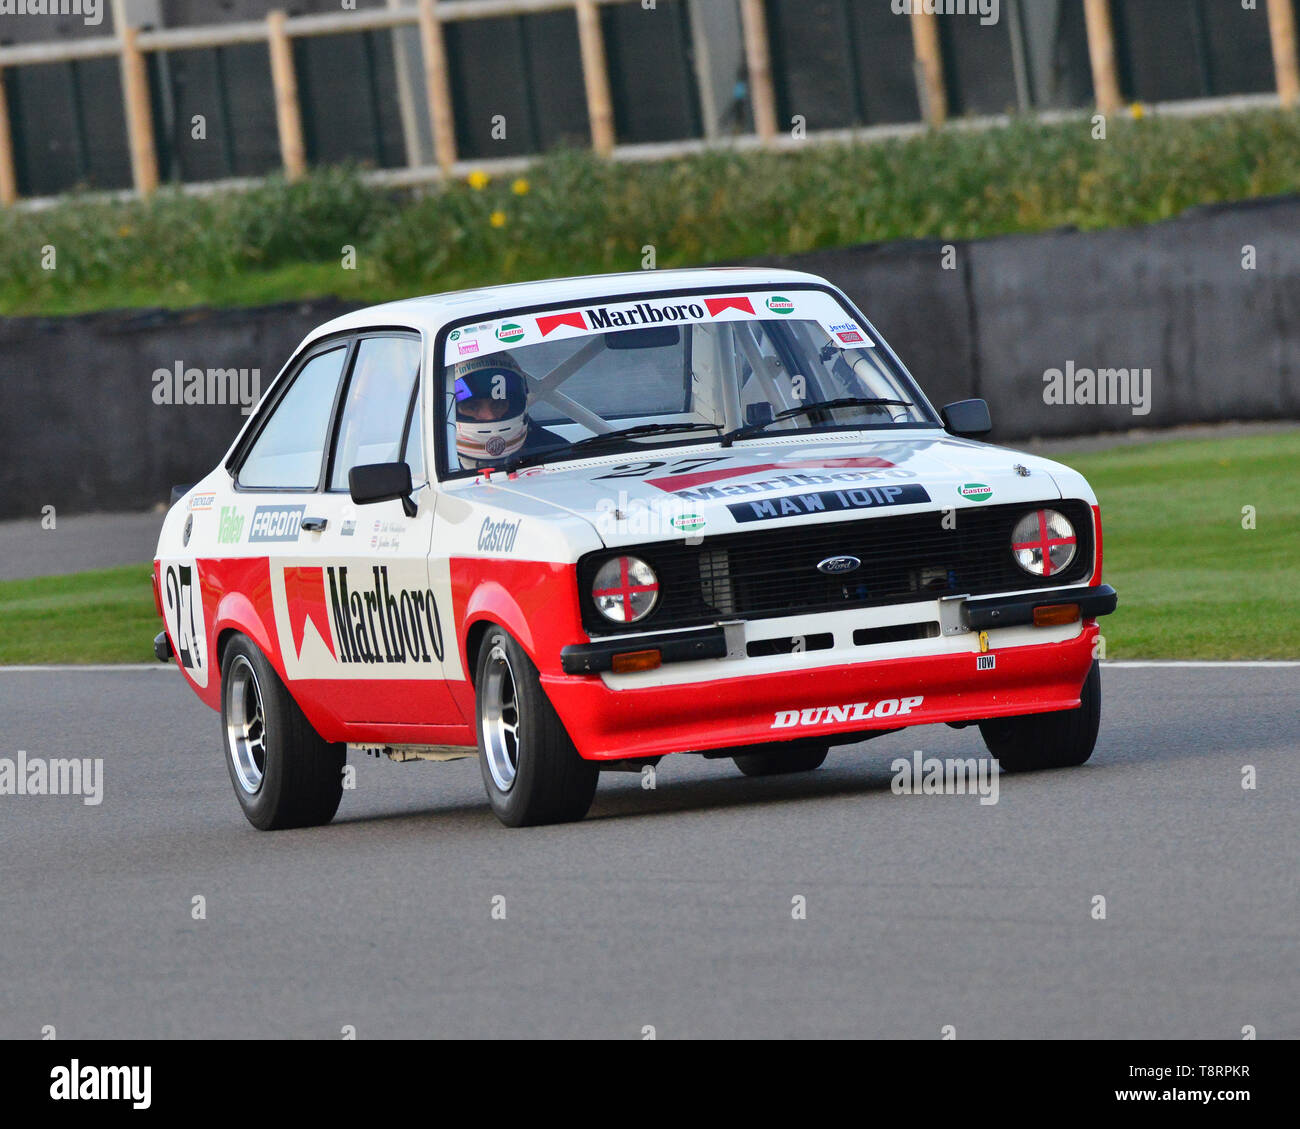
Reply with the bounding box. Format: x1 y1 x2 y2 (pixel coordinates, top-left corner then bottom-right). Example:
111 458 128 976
267 10 307 180
418 0 458 172
119 25 160 195
739 0 778 143
0 68 18 205
910 6 948 127
1267 0 1300 108
576 0 615 156
1083 0 1123 115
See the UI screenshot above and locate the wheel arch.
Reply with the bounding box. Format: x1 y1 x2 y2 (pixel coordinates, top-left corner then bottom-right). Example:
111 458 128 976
213 591 284 682
460 582 539 682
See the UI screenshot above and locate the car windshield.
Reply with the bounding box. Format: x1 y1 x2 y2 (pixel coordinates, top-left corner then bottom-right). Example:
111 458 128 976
438 287 934 475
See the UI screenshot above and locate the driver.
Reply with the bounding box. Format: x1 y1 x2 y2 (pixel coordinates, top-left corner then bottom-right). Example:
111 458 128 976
452 352 564 469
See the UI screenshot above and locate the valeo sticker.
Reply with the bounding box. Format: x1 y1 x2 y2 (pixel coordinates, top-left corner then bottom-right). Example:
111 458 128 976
766 296 795 314
958 482 993 502
496 323 525 344
671 513 706 533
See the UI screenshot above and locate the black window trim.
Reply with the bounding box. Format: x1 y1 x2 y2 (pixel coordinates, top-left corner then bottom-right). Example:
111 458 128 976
324 329 426 494
229 326 425 495
229 334 358 495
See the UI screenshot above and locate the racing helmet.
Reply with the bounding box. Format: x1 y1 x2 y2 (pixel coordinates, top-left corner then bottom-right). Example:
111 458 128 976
452 352 530 467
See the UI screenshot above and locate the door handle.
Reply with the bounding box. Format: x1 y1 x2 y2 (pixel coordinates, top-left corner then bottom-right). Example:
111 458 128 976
301 517 328 533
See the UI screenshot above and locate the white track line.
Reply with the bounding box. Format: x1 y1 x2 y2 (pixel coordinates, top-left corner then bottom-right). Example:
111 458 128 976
0 664 173 672
1103 661 1300 668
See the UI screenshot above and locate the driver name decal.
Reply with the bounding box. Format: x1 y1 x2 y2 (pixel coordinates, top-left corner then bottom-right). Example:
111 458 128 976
729 483 930 523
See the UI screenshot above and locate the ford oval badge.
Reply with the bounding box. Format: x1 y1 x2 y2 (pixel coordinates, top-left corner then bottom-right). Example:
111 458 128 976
817 555 861 575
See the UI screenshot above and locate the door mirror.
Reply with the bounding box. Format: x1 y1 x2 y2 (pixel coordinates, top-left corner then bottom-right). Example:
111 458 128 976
940 399 992 439
349 461 416 516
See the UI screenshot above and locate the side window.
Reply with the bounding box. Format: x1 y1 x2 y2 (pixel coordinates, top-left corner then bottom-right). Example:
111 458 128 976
238 347 348 489
329 336 423 491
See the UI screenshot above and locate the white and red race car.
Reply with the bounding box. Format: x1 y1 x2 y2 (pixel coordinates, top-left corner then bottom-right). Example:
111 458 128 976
153 268 1117 828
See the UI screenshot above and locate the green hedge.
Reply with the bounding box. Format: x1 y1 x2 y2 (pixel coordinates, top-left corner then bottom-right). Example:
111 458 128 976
3 109 1299 315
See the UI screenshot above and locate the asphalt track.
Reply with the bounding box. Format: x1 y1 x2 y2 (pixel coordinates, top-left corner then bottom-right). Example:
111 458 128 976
0 664 1295 1039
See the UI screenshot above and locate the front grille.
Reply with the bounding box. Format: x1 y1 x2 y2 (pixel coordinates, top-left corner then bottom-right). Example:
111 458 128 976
578 500 1094 635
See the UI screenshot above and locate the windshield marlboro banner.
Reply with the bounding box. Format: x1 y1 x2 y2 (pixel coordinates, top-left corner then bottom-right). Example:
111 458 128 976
444 290 876 365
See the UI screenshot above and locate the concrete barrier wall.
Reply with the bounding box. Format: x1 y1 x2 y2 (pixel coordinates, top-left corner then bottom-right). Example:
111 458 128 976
2 196 1298 519
0 300 359 520
762 194 1300 437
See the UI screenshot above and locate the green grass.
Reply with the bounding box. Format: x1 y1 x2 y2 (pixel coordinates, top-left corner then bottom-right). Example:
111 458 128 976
0 564 159 665
1059 430 1300 660
1 432 1295 663
4 108 1300 316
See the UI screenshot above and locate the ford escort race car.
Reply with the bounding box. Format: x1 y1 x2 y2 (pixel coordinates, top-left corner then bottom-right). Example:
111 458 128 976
153 268 1117 828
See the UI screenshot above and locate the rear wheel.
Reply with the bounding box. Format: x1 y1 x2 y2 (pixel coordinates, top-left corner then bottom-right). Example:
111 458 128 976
733 741 830 778
476 630 598 827
220 635 345 830
979 660 1101 772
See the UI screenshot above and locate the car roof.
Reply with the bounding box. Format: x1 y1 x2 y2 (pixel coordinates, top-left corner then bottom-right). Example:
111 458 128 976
304 267 836 344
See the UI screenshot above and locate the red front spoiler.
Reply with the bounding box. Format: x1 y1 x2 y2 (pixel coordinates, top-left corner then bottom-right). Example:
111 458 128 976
543 625 1099 760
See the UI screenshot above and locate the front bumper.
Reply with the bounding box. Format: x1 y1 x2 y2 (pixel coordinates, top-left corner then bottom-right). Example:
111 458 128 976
545 623 1102 761
560 584 1116 676
963 584 1116 629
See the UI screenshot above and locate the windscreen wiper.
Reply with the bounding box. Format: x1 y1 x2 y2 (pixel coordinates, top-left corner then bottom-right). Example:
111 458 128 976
722 397 913 446
502 422 722 472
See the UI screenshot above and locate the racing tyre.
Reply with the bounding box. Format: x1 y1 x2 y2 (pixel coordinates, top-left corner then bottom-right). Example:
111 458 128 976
733 741 830 778
978 660 1101 772
220 635 345 830
475 630 598 827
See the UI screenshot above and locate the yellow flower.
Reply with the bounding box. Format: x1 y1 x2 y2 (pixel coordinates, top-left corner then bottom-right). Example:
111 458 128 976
489 210 507 229
118 225 132 238
511 178 530 196
1130 102 1146 120
467 170 490 191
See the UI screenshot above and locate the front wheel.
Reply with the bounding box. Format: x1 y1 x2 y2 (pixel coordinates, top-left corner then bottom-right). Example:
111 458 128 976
979 660 1101 772
475 630 598 827
220 635 345 829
